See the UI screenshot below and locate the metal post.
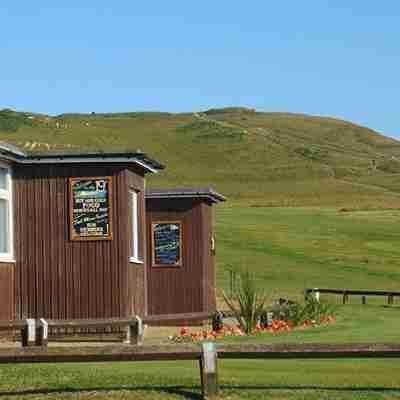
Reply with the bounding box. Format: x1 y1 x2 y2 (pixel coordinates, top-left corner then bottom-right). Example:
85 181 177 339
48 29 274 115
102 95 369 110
229 270 233 297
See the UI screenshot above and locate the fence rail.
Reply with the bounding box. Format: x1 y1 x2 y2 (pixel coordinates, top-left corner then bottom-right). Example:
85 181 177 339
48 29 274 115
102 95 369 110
0 343 398 398
305 288 400 305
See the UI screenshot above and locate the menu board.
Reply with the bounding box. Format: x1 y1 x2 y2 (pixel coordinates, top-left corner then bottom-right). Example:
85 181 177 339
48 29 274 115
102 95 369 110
69 177 112 241
152 222 182 266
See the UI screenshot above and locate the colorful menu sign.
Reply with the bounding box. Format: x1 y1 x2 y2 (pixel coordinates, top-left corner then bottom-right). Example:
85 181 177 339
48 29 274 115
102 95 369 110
69 177 113 241
152 222 182 266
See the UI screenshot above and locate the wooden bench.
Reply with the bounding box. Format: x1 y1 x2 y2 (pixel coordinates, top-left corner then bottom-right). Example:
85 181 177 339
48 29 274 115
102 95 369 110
305 288 400 305
36 317 143 347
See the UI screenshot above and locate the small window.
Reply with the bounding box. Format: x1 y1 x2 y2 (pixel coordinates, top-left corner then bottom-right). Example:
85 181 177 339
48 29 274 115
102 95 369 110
129 190 142 263
0 165 13 261
152 221 182 267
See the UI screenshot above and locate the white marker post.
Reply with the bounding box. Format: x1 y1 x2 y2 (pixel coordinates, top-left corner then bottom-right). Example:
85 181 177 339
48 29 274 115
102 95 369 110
200 341 218 398
22 319 36 347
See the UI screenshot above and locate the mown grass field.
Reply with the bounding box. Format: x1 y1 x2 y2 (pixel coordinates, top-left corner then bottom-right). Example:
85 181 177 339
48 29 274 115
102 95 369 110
216 204 400 297
1 305 400 399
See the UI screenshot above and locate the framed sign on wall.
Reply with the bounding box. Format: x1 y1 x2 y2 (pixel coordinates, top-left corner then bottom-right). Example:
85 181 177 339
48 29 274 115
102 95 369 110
151 221 182 267
69 177 113 241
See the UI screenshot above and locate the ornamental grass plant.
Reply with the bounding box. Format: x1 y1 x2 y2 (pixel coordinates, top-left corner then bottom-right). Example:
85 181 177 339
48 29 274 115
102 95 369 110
222 269 267 334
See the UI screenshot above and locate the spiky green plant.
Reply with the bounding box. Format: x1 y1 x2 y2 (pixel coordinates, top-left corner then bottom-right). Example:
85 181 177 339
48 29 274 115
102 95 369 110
222 269 267 334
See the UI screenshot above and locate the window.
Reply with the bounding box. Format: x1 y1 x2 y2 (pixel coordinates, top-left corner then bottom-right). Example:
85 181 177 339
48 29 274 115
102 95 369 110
129 190 142 263
0 165 13 261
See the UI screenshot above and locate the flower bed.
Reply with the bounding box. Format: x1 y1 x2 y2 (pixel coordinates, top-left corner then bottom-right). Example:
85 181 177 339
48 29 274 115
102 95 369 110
169 316 336 343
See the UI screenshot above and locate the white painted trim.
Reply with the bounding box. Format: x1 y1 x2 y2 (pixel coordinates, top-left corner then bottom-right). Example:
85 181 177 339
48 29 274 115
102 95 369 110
0 162 13 261
20 157 159 173
0 255 15 263
129 257 144 264
129 190 140 262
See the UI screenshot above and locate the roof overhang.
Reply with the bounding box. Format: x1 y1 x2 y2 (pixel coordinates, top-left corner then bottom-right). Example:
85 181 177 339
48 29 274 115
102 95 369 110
0 143 164 173
146 188 226 203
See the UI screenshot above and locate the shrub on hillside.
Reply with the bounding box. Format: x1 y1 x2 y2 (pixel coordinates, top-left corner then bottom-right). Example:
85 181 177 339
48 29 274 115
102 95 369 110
294 146 328 161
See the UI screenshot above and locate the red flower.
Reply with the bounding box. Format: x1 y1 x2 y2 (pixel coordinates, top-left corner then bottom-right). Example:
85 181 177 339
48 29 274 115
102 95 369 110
180 327 189 336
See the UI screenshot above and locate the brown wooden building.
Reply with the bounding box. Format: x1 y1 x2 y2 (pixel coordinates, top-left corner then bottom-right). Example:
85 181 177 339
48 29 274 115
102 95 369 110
0 142 225 321
145 189 225 317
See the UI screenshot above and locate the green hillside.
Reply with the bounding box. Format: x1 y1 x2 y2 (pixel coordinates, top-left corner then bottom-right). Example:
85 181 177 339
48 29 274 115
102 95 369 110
1 107 400 207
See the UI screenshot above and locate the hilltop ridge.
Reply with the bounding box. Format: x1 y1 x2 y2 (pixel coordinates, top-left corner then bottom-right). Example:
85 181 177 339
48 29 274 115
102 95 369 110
1 107 400 207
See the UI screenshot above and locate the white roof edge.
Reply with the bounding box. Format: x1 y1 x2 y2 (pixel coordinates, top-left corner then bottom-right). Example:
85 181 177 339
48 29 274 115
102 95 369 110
19 157 159 173
146 192 225 203
0 143 26 157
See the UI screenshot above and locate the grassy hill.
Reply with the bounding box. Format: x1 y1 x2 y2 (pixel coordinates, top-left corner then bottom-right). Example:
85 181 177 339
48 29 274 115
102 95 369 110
2 107 400 207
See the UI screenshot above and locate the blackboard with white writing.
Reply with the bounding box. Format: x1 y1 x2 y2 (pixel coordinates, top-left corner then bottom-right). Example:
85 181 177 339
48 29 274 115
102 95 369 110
69 177 112 240
152 222 181 266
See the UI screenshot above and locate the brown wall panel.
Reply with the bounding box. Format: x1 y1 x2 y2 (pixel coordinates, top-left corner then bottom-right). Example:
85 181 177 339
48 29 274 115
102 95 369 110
12 163 146 320
0 263 14 320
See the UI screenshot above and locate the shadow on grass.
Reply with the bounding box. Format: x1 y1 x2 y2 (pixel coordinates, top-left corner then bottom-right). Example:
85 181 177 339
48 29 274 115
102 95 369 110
1 385 400 399
223 385 400 392
0 386 202 399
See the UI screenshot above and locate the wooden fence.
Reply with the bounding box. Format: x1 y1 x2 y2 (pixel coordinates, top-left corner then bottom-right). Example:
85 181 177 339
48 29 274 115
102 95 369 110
0 343 399 399
305 288 400 305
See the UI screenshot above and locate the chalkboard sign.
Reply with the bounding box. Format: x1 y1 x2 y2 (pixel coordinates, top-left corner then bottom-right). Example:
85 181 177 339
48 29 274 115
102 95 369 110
69 177 113 241
152 222 182 266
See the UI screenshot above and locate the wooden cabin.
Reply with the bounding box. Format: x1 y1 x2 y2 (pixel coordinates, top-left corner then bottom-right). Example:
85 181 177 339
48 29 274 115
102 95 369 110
145 188 225 317
0 142 225 321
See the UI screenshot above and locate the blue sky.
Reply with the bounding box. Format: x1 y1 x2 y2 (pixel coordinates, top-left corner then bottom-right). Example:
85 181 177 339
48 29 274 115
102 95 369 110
1 2 400 138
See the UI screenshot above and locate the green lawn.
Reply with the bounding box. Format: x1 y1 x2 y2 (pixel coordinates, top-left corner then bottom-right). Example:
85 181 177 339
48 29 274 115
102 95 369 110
0 358 400 399
1 305 400 399
216 205 400 298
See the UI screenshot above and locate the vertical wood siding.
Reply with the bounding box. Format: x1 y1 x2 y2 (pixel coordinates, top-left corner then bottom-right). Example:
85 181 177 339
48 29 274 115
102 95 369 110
146 198 216 316
0 263 14 319
13 164 145 320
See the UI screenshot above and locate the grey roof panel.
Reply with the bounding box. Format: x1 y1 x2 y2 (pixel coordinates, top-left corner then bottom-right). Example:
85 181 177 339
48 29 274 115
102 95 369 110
0 142 164 173
146 187 226 203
